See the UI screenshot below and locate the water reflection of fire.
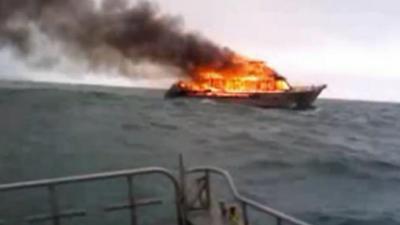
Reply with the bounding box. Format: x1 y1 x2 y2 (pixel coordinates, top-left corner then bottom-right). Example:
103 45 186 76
178 54 291 94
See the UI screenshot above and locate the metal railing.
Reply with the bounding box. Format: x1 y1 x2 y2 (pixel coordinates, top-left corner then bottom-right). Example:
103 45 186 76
188 167 312 225
0 165 313 225
0 167 185 225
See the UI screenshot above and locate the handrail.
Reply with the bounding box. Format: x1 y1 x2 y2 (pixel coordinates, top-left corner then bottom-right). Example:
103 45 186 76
0 167 185 225
0 167 175 191
188 167 312 225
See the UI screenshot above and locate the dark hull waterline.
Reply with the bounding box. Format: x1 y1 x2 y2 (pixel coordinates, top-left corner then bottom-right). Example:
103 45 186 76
165 84 327 109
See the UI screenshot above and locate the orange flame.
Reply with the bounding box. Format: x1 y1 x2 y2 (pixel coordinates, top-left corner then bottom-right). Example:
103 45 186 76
178 54 291 94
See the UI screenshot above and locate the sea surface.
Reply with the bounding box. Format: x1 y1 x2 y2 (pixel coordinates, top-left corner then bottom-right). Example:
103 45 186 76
0 81 399 225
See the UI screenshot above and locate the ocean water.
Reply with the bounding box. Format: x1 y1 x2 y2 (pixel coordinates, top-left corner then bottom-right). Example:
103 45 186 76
0 81 399 225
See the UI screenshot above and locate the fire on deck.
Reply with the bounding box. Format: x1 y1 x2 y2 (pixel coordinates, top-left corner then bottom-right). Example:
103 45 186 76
165 55 326 109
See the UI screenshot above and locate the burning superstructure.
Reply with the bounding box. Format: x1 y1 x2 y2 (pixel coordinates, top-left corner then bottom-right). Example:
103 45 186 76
179 55 289 93
166 54 326 109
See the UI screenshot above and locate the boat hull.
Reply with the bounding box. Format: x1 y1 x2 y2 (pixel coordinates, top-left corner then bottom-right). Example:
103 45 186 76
165 84 327 109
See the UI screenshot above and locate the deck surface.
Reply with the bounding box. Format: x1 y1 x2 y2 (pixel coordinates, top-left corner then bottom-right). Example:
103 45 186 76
187 203 243 225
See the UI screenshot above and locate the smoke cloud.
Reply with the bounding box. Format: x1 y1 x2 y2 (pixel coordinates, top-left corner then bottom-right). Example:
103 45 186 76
0 0 234 80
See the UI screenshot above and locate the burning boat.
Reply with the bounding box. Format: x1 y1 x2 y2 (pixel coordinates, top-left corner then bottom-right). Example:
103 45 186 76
166 55 326 109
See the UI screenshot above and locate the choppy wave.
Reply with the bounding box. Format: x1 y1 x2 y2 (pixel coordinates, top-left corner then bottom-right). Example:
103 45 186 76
0 82 399 225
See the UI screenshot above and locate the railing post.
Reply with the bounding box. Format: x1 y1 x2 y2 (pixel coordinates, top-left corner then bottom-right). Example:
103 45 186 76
48 185 60 225
205 171 211 209
241 202 249 225
174 185 185 225
127 176 138 225
179 154 186 208
178 154 187 225
277 217 282 225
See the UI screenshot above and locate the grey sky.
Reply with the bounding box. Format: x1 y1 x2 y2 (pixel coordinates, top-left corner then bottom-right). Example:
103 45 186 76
154 0 400 101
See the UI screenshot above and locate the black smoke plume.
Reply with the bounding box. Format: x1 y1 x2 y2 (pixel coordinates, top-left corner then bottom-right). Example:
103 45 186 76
0 0 234 77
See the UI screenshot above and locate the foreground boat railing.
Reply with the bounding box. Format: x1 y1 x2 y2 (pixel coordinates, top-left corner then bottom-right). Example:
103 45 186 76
0 165 312 225
0 167 185 225
187 167 312 225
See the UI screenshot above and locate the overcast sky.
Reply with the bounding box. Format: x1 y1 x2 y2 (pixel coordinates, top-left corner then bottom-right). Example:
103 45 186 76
0 0 398 102
154 0 400 102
